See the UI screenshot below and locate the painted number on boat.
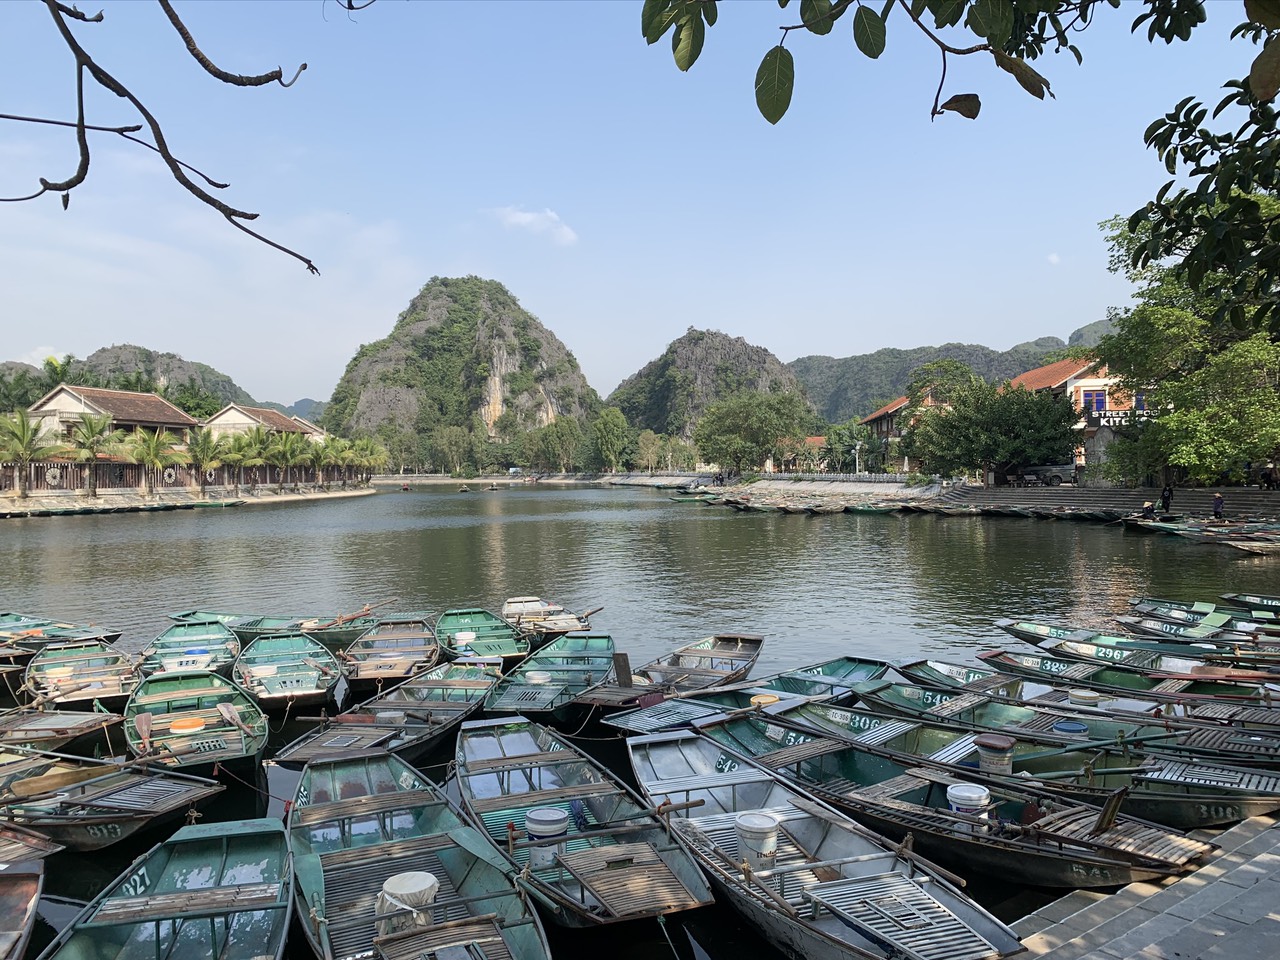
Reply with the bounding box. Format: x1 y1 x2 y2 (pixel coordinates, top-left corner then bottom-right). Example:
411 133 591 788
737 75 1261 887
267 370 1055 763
714 753 740 773
1196 804 1240 821
85 823 123 841
825 709 853 727
118 865 151 898
398 772 422 790
296 784 310 807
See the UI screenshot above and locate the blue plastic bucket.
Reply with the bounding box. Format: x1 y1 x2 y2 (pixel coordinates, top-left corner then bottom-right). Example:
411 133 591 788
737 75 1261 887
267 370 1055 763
1052 719 1089 736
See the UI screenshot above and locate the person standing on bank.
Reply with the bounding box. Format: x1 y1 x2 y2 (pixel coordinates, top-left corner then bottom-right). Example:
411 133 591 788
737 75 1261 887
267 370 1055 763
1160 484 1173 513
1213 492 1225 520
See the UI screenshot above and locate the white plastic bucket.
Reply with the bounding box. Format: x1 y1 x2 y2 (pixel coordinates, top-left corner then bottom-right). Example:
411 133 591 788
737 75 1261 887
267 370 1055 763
946 783 991 833
454 630 476 651
525 807 568 869
1068 689 1101 707
526 671 553 685
974 734 1016 775
375 870 439 936
735 812 779 870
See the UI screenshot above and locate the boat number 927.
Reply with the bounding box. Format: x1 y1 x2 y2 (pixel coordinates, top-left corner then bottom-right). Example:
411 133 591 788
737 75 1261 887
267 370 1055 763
118 865 151 898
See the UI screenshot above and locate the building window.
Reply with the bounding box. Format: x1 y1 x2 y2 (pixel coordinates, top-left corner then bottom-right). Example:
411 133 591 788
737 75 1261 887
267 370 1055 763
1082 390 1107 413
1134 391 1146 412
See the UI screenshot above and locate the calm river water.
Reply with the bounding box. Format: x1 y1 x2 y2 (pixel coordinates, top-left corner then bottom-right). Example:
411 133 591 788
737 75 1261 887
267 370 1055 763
6 484 1277 958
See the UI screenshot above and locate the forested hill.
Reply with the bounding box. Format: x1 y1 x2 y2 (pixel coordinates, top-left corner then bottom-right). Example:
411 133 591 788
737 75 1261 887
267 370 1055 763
321 276 600 443
790 320 1113 423
608 327 807 440
74 345 255 405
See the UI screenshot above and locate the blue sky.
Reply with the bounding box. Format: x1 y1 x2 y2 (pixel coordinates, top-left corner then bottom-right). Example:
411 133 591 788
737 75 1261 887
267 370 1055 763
0 1 1250 406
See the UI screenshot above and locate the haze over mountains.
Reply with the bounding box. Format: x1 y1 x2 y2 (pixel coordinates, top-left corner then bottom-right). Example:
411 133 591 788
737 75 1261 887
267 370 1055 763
2 277 1112 434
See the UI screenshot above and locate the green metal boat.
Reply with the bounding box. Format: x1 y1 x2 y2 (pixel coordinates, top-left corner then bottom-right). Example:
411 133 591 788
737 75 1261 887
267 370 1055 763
138 620 240 676
232 633 340 712
289 751 551 960
779 700 1280 829
274 658 502 767
122 671 269 778
455 716 714 927
22 639 139 713
0 614 121 650
339 614 439 695
997 618 1280 666
38 817 293 960
699 711 1214 887
486 634 614 726
435 608 531 666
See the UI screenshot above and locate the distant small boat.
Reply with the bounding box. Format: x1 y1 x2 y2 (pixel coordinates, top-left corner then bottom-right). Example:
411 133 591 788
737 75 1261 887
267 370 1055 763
0 614 121 650
577 634 764 712
40 817 293 960
458 484 471 493
232 633 340 711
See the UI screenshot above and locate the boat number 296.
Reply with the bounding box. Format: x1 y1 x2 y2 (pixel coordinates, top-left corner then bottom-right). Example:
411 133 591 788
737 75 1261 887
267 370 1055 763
118 865 150 898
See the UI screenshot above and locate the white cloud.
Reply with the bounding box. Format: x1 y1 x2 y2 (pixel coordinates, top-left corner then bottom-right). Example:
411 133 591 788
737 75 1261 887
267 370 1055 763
14 346 62 368
1047 253 1061 266
489 206 578 246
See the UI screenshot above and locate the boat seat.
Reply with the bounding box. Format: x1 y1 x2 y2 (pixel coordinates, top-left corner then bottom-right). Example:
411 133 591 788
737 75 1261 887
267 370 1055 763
555 842 706 918
925 694 986 718
464 751 577 774
648 769 773 795
843 773 929 801
757 738 847 767
375 915 512 960
293 788 446 827
1135 761 1280 791
1150 679 1193 693
851 719 919 747
466 780 617 815
923 735 980 766
803 873 1001 960
86 882 285 926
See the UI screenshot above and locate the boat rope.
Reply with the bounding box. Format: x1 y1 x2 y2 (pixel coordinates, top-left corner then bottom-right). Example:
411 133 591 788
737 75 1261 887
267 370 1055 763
211 762 294 807
268 698 294 735
561 704 600 739
656 914 680 960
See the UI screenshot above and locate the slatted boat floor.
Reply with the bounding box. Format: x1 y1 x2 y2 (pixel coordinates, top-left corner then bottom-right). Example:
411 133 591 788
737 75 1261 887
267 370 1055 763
0 712 121 737
924 694 986 718
87 881 285 926
758 737 848 767
376 916 514 960
64 772 216 813
556 842 705 917
275 726 403 763
321 834 468 960
486 684 569 712
849 718 919 746
1189 703 1280 725
1027 808 1214 865
293 788 444 827
574 684 653 708
1176 726 1280 758
603 700 728 733
1135 761 1280 791
804 872 1000 960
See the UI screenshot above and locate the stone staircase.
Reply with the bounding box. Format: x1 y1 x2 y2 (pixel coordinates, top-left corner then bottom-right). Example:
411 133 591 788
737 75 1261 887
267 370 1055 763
942 484 1280 521
1011 814 1280 959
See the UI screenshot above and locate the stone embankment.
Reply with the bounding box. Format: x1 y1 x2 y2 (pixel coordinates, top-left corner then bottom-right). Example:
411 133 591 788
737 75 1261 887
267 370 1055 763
1 485 375 520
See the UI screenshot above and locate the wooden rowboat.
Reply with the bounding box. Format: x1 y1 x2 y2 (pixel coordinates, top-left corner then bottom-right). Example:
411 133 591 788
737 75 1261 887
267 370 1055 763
274 658 502 767
435 608 531 667
123 671 269 779
232 633 340 712
289 751 552 960
340 615 440 695
485 634 615 726
21 639 138 712
455 716 714 928
626 729 1023 960
699 711 1216 887
138 620 240 675
0 706 122 754
501 597 599 639
38 817 293 960
577 634 764 712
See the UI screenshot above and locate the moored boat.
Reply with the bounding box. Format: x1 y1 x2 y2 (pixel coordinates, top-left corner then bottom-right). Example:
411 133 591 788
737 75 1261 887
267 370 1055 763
501 596 599 639
626 728 1023 960
37 817 293 960
602 685 811 735
577 633 764 712
138 620 240 675
289 751 552 960
996 618 1280 666
21 640 138 712
122 671 269 778
339 615 440 695
0 705 123 753
435 608 531 666
699 711 1216 887
274 658 502 767
0 845 57 960
455 716 714 927
0 616 121 650
485 633 615 726
232 633 341 712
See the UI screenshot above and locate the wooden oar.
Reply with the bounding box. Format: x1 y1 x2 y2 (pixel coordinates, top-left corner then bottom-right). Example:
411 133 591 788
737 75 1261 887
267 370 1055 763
216 702 256 736
302 657 337 677
135 711 154 753
312 598 399 631
580 606 605 620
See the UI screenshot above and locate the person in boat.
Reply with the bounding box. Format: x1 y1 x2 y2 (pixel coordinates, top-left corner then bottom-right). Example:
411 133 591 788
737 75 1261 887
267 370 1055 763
1141 501 1156 520
1213 492 1224 519
1159 484 1173 513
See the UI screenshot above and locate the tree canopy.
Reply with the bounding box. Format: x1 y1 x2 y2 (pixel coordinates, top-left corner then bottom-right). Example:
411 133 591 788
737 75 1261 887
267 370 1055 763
693 390 811 473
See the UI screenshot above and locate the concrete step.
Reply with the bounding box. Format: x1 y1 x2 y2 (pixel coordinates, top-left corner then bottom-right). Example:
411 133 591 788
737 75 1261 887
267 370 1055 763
1017 814 1280 959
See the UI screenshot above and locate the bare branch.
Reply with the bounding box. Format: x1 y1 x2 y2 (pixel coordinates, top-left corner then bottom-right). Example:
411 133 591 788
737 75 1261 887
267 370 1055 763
896 0 990 57
342 0 379 10
779 0 855 34
158 0 306 88
52 3 102 23
224 215 320 276
38 57 90 193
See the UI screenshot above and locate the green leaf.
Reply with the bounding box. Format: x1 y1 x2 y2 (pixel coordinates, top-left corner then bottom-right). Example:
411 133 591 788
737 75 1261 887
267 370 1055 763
928 0 966 28
910 0 929 15
778 0 791 6
672 15 705 71
1249 39 1280 101
701 0 717 26
966 0 1014 47
641 0 667 39
755 45 795 124
939 93 982 119
1246 0 1280 30
801 0 834 35
643 2 681 44
853 6 887 58
992 49 1054 100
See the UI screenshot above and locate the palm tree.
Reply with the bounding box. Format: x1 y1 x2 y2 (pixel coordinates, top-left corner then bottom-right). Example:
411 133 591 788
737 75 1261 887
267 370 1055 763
351 437 389 484
128 428 183 496
225 431 266 496
304 437 336 489
264 431 308 492
66 413 126 498
185 427 227 499
0 410 70 498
